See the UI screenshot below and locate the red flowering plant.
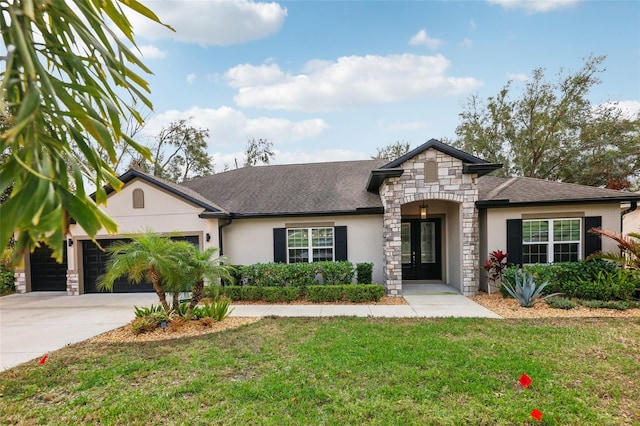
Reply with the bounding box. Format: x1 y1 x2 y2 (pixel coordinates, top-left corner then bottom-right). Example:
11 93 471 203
484 250 510 290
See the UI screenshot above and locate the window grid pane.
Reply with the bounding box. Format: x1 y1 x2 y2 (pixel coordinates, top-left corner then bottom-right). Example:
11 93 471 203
523 244 548 264
287 227 334 263
553 243 579 263
401 223 411 264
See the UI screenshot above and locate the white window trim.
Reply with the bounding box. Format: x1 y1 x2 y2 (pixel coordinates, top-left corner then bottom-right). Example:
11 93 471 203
523 218 582 264
286 227 335 263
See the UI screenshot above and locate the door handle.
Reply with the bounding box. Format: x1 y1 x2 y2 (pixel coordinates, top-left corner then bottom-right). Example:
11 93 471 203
412 251 416 264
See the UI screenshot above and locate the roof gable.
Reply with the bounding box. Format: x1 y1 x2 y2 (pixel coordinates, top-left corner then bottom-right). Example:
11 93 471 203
112 169 228 215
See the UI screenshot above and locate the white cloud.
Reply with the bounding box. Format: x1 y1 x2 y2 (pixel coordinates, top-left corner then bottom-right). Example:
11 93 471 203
599 100 640 119
460 38 473 48
186 73 197 85
141 106 329 147
507 72 529 81
125 0 287 46
135 44 167 59
487 0 580 14
226 54 482 112
469 19 477 32
409 29 444 50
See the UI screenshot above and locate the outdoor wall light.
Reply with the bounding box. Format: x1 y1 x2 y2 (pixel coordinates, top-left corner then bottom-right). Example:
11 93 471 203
420 205 428 220
206 233 211 242
67 238 73 247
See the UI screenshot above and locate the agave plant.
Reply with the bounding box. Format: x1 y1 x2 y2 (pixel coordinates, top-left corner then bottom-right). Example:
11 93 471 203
502 271 563 307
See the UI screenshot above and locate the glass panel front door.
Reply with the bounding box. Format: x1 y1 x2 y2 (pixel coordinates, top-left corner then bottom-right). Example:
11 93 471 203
401 218 441 280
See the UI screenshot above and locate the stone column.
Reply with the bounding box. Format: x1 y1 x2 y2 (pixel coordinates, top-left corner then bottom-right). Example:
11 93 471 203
67 271 80 295
14 270 26 293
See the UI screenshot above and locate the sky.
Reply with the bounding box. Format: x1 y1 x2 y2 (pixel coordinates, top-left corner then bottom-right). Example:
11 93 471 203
123 0 640 170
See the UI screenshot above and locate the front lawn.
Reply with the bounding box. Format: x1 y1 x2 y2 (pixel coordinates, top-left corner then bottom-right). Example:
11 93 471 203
1 317 638 425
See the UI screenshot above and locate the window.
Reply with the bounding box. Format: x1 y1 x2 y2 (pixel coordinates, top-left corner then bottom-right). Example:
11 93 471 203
522 218 581 264
287 227 334 263
132 188 144 209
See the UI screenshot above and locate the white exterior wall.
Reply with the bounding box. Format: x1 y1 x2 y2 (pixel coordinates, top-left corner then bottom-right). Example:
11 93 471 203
221 215 385 283
622 203 639 236
484 203 621 257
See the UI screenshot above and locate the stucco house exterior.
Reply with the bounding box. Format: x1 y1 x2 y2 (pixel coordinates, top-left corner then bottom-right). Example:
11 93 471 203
16 140 640 296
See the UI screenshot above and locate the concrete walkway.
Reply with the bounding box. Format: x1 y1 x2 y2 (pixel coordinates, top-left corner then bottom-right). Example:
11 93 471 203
0 286 499 371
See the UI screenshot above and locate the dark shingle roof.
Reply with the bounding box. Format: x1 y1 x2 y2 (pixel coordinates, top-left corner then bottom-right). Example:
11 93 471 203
181 160 387 216
478 176 640 207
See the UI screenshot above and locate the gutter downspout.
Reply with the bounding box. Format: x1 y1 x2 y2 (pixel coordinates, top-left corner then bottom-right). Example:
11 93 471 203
621 201 637 233
218 218 233 256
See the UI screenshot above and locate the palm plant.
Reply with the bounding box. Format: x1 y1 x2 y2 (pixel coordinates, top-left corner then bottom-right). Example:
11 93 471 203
97 232 187 313
587 228 640 270
183 247 235 317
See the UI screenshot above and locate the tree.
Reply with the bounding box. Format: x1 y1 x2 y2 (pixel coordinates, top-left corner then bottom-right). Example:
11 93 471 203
130 119 213 182
97 232 188 313
183 247 234 317
371 141 412 161
243 138 275 167
0 1 171 262
453 55 640 188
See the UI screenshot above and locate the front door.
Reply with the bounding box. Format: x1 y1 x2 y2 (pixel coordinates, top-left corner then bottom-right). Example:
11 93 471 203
401 218 441 280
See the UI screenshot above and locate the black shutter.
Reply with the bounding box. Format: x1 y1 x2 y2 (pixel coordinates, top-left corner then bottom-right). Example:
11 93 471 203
335 226 348 261
506 219 523 267
273 228 287 263
584 216 602 258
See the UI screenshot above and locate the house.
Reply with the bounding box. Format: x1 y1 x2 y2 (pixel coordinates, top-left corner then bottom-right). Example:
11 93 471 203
622 196 639 236
16 140 640 296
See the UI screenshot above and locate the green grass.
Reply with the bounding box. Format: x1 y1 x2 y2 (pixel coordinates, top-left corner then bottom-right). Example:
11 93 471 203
1 317 638 425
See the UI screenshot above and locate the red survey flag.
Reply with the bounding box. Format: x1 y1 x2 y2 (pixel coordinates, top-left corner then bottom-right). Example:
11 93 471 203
519 373 532 388
531 408 543 421
38 354 48 365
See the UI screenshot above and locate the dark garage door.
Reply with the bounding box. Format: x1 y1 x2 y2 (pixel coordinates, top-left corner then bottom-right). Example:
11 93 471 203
30 245 67 291
83 236 200 293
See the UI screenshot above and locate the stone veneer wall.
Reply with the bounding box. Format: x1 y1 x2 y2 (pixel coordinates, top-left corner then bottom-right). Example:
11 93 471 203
67 272 80 295
14 270 26 293
379 149 480 296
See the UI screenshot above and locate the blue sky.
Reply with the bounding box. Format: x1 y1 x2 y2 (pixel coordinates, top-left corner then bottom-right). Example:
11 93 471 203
125 0 640 169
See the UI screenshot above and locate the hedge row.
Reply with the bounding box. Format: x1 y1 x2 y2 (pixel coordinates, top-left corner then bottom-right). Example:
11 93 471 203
502 260 640 301
232 261 373 287
214 284 385 303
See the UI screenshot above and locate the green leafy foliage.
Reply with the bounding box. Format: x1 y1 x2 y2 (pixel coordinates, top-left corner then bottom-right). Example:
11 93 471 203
344 285 385 302
454 55 640 189
192 300 234 321
356 263 373 284
587 228 640 270
261 287 302 303
130 316 160 335
133 304 165 318
545 297 577 310
502 260 638 301
239 261 355 287
501 271 562 307
306 285 344 302
0 0 172 262
0 247 15 294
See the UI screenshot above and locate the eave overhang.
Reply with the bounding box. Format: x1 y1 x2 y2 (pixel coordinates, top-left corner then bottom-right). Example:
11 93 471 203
366 168 405 193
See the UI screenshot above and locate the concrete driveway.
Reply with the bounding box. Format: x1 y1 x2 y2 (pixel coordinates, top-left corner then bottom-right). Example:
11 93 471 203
1 287 499 371
0 292 158 371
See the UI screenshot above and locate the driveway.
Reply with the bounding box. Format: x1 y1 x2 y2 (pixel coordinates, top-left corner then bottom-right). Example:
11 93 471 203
0 287 499 371
0 292 157 371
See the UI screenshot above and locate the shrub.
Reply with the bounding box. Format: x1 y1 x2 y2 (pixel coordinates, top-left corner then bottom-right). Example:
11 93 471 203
575 269 638 301
221 286 243 301
316 261 354 285
261 286 301 303
130 317 160 335
356 263 373 284
502 271 562 307
578 300 636 310
202 285 221 300
240 286 263 301
344 284 384 302
546 297 577 310
0 248 15 294
306 285 345 302
221 265 242 286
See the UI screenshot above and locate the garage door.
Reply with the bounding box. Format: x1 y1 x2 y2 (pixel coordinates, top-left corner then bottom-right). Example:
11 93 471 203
30 245 67 291
83 236 200 293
